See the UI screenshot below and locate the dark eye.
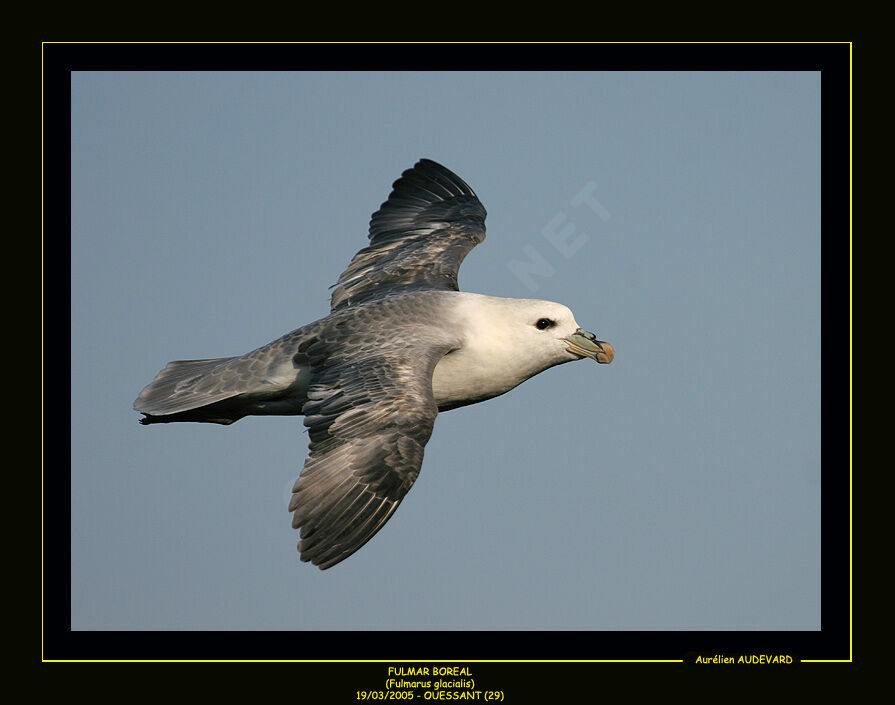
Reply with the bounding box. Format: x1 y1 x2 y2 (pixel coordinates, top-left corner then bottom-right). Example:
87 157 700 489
535 318 555 330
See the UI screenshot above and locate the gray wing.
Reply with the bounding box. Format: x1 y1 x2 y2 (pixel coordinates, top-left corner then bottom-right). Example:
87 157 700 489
289 328 452 570
329 158 487 312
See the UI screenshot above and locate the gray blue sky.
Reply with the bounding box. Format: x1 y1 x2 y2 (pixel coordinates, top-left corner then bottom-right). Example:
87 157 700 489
70 71 821 630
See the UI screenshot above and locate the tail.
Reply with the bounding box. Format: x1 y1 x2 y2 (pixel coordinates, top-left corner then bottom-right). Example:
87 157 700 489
134 357 243 425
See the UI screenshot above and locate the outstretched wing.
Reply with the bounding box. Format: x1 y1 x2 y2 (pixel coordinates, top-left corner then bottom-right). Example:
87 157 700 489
329 158 487 312
289 321 453 569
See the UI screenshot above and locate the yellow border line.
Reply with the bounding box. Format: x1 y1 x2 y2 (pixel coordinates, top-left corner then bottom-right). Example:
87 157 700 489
43 659 684 663
41 41 853 44
43 39 852 665
41 41 46 661
802 39 854 665
850 39 853 663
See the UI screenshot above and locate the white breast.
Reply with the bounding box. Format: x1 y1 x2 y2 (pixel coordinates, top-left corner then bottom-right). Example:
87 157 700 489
430 293 550 411
431 350 523 410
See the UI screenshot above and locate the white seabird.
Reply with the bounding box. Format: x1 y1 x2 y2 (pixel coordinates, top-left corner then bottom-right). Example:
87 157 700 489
135 159 614 569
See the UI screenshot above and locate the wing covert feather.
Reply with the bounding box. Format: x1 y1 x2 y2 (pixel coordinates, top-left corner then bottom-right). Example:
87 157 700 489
330 159 486 311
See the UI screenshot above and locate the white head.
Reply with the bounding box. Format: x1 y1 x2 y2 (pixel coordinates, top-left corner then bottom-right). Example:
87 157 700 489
432 294 614 411
475 296 614 372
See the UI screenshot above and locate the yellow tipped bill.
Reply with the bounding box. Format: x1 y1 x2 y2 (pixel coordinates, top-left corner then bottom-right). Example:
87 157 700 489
564 329 614 364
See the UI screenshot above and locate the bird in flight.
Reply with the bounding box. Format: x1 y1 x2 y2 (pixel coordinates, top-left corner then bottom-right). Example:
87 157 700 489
135 158 614 569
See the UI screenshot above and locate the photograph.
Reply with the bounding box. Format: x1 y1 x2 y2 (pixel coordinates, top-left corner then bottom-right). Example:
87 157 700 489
45 42 851 675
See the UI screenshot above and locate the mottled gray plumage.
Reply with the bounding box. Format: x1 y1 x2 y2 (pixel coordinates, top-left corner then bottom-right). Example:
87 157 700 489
330 158 486 311
135 158 614 569
290 295 459 568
